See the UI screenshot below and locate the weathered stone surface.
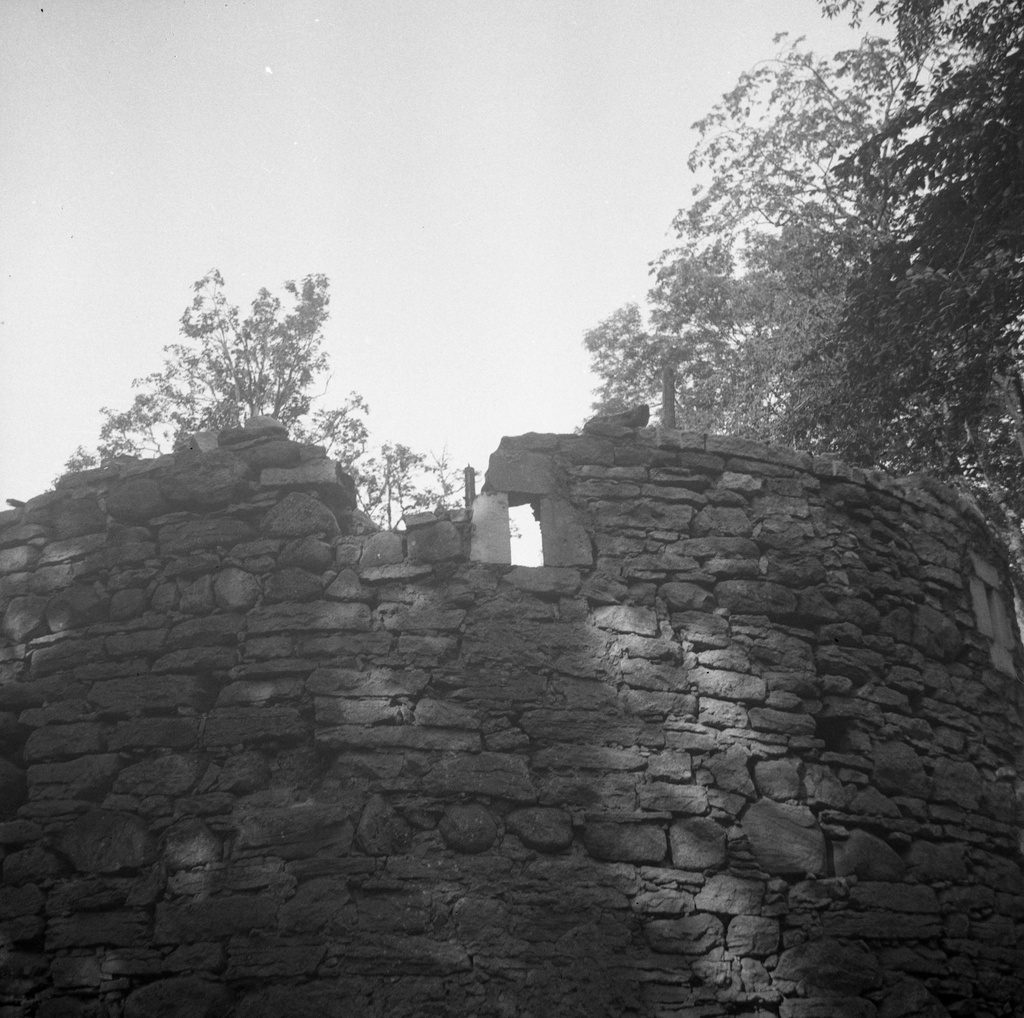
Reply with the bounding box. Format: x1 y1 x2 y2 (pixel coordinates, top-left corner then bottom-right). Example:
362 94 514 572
669 816 726 870
407 520 463 562
260 491 339 538
155 896 277 943
439 803 498 853
264 566 322 602
106 477 171 522
123 975 234 1018
507 566 581 596
58 811 157 872
2 594 48 643
583 823 666 863
645 913 723 954
159 518 253 555
716 579 797 617
27 754 121 800
694 873 765 915
162 817 222 869
833 829 906 881
0 756 27 810
246 601 370 634
356 793 413 855
505 807 574 852
46 583 109 631
159 449 251 508
773 937 883 995
592 604 659 635
280 535 333 571
742 799 826 876
485 448 555 494
424 752 536 802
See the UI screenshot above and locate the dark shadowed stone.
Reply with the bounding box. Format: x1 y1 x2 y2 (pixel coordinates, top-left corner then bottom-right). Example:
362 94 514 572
163 817 222 869
356 793 413 855
159 449 251 508
773 937 882 996
114 754 206 797
669 817 726 870
89 674 216 714
742 799 826 876
660 581 715 611
159 518 253 555
105 477 171 522
872 740 928 797
0 757 27 810
260 491 339 538
2 594 49 643
833 829 906 881
46 583 109 631
905 839 967 881
26 755 121 800
217 750 270 794
440 804 498 853
109 587 147 620
583 823 666 863
247 601 370 634
505 807 574 852
58 810 157 873
264 567 322 602
645 913 723 954
280 535 334 571
236 983 361 1018
155 897 277 944
930 756 982 810
108 717 200 751
407 520 463 562
716 580 797 617
911 604 963 661
231 439 304 470
424 752 536 802
24 722 105 761
123 976 234 1018
878 977 951 1018
277 877 352 933
48 494 107 539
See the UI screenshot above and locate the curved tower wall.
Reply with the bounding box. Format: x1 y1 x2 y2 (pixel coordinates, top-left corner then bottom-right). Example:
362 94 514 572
0 419 1022 1017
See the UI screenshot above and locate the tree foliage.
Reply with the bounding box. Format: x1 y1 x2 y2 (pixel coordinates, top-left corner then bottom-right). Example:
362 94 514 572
585 34 914 446
585 2 1024 574
65 271 465 531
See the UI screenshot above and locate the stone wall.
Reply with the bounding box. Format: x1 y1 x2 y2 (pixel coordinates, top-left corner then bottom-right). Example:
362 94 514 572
0 418 1022 1018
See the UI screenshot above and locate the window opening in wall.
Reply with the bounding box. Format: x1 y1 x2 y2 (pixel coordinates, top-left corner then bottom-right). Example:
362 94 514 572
509 500 543 567
968 553 1019 676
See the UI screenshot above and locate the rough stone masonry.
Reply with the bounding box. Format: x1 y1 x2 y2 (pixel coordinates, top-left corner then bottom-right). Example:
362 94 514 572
0 415 1022 1018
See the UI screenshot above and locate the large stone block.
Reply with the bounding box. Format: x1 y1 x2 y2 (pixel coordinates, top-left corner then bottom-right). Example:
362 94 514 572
582 822 666 863
123 976 235 1018
741 799 826 876
58 810 157 873
505 807 574 852
260 491 340 538
423 751 536 802
485 449 555 495
773 937 883 996
669 816 726 870
159 449 251 508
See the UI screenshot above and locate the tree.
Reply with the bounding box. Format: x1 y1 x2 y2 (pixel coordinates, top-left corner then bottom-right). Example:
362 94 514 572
817 0 1024 567
354 443 463 529
66 269 370 471
585 34 914 449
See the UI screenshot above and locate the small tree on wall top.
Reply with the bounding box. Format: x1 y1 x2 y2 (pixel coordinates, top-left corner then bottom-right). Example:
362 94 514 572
66 269 370 472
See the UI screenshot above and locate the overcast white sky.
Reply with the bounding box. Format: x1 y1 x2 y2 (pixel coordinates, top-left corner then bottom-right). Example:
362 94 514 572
0 0 875 502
